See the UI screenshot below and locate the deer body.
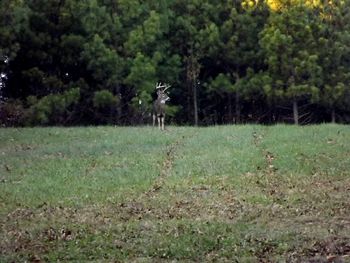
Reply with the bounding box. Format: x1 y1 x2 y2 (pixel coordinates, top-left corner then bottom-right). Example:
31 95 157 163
153 83 170 130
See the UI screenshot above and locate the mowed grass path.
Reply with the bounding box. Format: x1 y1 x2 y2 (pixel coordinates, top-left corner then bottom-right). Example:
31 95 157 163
0 125 349 262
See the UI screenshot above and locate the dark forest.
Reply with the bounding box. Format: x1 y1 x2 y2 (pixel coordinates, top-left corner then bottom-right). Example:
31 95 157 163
1 0 350 126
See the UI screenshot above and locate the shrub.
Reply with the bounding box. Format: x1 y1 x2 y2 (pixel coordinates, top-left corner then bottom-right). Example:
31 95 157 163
93 90 119 108
0 99 25 127
26 88 80 125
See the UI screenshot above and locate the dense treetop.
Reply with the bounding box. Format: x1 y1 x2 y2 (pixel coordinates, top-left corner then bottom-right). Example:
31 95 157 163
1 0 350 126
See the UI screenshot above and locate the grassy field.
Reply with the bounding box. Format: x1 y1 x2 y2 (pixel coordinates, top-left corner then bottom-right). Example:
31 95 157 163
0 125 349 262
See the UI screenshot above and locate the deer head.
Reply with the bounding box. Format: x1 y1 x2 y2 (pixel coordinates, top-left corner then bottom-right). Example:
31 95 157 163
156 82 170 102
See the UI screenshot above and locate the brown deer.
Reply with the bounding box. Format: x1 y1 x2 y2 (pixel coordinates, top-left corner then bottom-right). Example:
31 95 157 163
153 82 170 130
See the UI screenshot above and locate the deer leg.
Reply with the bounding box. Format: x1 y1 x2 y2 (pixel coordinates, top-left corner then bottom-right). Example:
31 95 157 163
161 116 165 130
152 114 156 127
157 117 161 130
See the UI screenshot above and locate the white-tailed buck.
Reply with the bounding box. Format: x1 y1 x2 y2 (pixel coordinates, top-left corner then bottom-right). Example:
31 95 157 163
153 82 170 130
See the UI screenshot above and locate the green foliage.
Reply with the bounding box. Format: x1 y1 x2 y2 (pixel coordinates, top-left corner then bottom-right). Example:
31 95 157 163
93 89 119 108
125 10 163 54
1 0 350 125
241 69 271 100
82 34 123 87
26 88 80 125
260 3 322 101
208 73 234 94
126 52 157 93
317 0 350 110
165 104 181 118
131 90 152 109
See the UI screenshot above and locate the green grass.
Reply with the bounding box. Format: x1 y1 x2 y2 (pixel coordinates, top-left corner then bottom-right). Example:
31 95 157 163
1 125 349 262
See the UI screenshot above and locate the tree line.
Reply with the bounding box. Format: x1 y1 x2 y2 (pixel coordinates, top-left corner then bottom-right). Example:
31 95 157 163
1 0 350 126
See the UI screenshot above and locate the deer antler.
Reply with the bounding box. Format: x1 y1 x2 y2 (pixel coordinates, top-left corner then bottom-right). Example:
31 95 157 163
156 82 171 92
156 82 166 90
163 84 171 92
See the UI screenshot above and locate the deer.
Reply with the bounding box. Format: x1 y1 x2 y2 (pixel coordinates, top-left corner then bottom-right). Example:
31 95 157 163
153 82 170 130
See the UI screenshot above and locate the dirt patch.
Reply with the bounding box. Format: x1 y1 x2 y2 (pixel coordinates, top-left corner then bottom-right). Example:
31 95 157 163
140 132 197 199
303 236 350 262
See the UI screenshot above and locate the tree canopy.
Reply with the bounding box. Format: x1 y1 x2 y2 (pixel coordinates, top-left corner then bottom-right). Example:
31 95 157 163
1 0 350 126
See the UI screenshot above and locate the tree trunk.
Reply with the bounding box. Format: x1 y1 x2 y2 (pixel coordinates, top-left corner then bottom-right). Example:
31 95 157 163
193 81 198 126
228 93 233 124
293 99 299 125
116 103 122 124
235 90 240 124
115 85 122 124
331 108 336 123
232 72 241 124
184 76 191 123
272 103 277 123
186 52 200 126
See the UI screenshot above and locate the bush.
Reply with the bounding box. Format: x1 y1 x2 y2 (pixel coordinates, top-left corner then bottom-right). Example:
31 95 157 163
0 99 25 127
25 88 80 125
93 90 119 108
